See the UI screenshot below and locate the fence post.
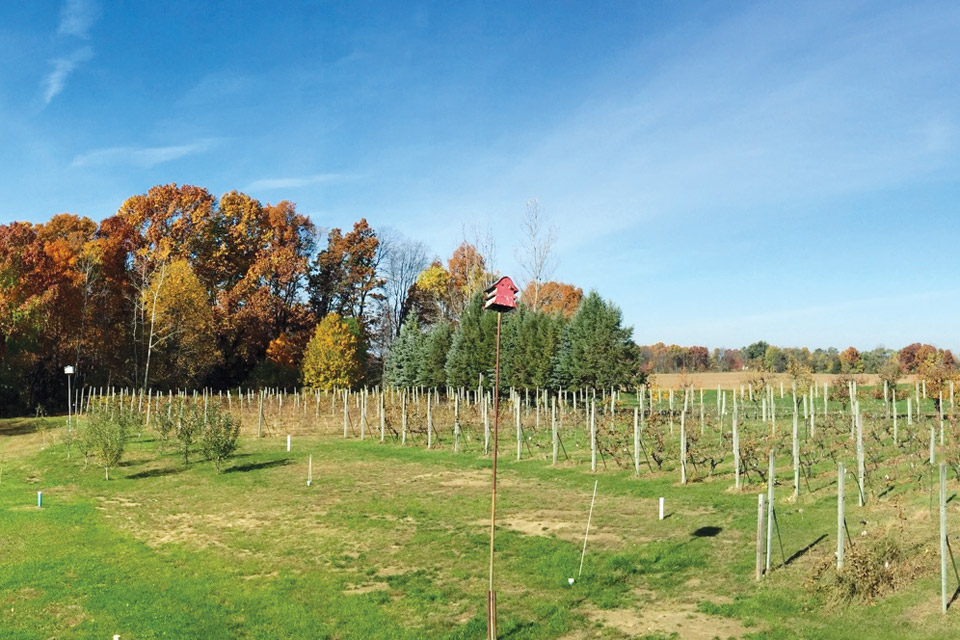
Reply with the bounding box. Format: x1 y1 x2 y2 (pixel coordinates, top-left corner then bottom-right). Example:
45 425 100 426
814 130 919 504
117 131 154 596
941 463 948 614
680 410 687 485
837 462 845 569
553 397 559 466
756 493 765 580
766 450 775 573
590 400 597 472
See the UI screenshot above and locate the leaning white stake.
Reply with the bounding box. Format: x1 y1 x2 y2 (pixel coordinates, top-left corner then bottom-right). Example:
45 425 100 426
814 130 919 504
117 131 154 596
574 479 599 583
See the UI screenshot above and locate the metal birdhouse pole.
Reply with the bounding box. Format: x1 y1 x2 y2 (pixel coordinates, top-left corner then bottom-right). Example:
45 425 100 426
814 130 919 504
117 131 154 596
484 276 519 640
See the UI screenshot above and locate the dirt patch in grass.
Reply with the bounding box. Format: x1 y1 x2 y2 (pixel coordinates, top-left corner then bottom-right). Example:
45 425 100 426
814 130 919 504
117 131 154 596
343 581 390 595
581 601 754 639
469 508 628 548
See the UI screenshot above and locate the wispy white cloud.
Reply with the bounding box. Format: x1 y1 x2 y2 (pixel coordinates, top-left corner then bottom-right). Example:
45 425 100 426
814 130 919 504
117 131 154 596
42 46 93 105
71 139 219 168
245 173 349 191
58 0 100 38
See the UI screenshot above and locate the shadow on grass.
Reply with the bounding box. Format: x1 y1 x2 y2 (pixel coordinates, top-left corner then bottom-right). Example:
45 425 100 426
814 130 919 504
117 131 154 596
127 466 183 479
691 526 722 538
785 533 827 566
225 458 292 473
0 419 45 437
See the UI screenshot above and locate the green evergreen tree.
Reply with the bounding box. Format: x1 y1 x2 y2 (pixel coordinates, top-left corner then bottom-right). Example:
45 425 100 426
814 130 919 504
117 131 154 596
445 291 499 389
500 306 566 390
554 291 637 389
384 315 424 388
416 322 454 388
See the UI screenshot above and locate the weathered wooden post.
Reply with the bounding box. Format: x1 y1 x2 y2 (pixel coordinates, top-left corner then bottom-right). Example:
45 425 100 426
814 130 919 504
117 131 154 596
401 390 408 445
590 399 597 472
552 397 559 466
680 410 687 485
941 463 948 614
766 450 775 573
454 393 460 453
857 412 865 507
427 393 433 449
515 403 522 461
733 406 741 490
837 462 845 569
483 276 518 640
756 493 765 580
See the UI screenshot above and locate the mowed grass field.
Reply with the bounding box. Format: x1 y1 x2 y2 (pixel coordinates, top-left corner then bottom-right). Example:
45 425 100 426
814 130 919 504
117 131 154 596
2 402 960 639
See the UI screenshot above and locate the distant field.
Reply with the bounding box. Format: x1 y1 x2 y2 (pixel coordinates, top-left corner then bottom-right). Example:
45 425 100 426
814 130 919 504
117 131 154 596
1 386 958 639
649 371 919 388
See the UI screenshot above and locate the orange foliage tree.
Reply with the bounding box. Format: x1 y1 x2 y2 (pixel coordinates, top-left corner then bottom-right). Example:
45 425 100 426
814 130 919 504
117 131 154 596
522 280 582 316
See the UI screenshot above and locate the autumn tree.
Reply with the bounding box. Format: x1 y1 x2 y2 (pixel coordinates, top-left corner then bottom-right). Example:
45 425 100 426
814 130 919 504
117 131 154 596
522 280 582 317
838 346 863 373
142 259 221 389
302 313 364 390
309 219 383 328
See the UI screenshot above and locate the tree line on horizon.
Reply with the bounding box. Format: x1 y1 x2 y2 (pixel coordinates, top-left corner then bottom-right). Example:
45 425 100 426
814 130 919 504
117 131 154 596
1 183 954 416
0 184 609 415
639 341 955 377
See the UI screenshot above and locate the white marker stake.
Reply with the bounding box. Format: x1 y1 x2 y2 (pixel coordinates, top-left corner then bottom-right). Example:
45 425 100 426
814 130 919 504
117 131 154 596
659 497 665 520
307 454 313 487
574 479 599 583
37 491 42 508
286 434 291 452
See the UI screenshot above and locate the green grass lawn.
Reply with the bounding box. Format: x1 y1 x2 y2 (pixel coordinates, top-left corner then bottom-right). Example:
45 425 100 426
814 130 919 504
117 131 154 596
2 408 959 639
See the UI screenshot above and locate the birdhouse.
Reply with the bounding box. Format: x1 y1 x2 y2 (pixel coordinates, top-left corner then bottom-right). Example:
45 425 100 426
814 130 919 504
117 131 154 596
484 276 519 312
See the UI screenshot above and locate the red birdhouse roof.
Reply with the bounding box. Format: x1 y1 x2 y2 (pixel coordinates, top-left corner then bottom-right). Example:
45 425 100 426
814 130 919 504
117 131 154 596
484 276 519 312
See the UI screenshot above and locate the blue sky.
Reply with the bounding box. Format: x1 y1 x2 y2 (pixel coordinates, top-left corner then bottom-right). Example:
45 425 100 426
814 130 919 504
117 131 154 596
2 1 959 351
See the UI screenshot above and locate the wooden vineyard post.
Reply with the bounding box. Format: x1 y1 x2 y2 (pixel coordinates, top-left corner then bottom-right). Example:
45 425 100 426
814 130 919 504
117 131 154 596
893 388 898 444
255 389 264 438
516 403 522 461
553 397 559 466
857 412 865 507
837 462 845 569
680 410 687 485
484 394 490 454
941 463 948 614
483 276 518 640
427 393 433 449
756 493 765 580
360 390 366 441
454 394 460 453
343 390 349 438
401 390 408 445
766 450 775 574
380 392 385 443
793 406 800 500
590 399 597 472
733 406 740 490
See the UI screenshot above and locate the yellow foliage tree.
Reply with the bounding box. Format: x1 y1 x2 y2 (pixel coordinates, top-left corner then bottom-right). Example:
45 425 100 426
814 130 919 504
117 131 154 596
301 313 362 390
143 259 221 388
